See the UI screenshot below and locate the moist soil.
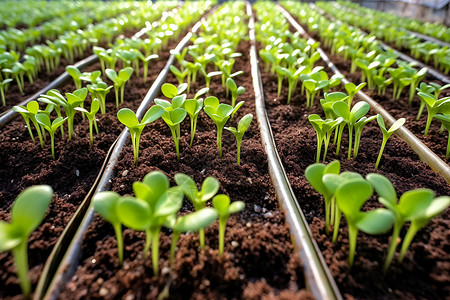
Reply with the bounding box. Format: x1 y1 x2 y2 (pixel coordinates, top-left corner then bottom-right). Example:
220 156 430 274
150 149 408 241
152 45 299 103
0 33 180 299
258 13 450 300
57 39 313 299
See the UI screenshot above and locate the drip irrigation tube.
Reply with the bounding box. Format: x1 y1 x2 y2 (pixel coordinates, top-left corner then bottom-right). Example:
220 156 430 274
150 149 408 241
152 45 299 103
310 3 450 85
247 3 342 300
278 4 450 184
43 7 217 299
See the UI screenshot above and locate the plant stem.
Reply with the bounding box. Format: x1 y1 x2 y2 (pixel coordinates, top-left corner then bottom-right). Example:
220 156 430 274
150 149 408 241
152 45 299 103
199 228 205 250
347 125 353 160
336 124 345 156
324 200 330 235
217 126 223 158
170 127 180 161
12 241 31 297
88 119 94 145
189 115 197 147
315 132 322 163
236 139 242 166
0 88 5 106
50 133 55 159
120 86 125 104
113 223 123 265
170 232 180 268
24 118 35 143
143 229 151 259
115 88 119 108
332 206 341 243
424 110 433 136
152 228 160 276
398 223 420 263
348 224 358 268
446 135 450 159
68 117 74 140
384 222 401 272
375 137 388 169
218 218 226 255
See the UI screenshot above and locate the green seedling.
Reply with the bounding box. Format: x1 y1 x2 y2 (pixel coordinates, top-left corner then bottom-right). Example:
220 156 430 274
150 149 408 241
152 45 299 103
174 174 220 249
305 160 340 235
66 65 83 89
308 115 343 162
35 114 67 159
433 114 450 158
0 185 53 297
417 92 450 135
336 179 394 267
105 67 134 108
139 53 158 82
87 81 113 114
353 115 377 158
92 191 124 264
225 113 253 165
13 101 44 147
408 67 427 105
75 98 100 145
373 75 392 96
183 88 208 147
203 96 243 158
201 70 222 88
367 173 450 270
117 106 165 165
117 171 184 276
170 65 189 85
166 208 218 268
212 194 245 255
226 77 245 108
375 115 406 169
0 78 12 106
344 82 366 108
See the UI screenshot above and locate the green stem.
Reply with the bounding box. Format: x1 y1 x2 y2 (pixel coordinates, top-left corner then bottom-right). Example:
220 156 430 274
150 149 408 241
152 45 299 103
32 118 45 148
277 75 283 97
120 85 125 104
347 125 353 160
50 132 55 159
218 218 226 255
189 116 196 147
332 206 341 243
236 138 242 166
315 132 323 163
24 118 35 143
375 137 388 169
330 196 335 226
348 224 358 268
324 199 330 235
68 117 74 140
88 119 94 145
446 134 450 159
336 124 345 156
151 227 160 276
170 127 180 161
384 222 402 272
0 88 5 106
113 223 123 265
12 241 31 297
424 110 433 136
199 228 205 250
217 126 223 158
115 88 119 108
170 232 180 268
287 82 293 104
143 229 151 259
323 133 331 161
143 63 148 82
398 224 419 263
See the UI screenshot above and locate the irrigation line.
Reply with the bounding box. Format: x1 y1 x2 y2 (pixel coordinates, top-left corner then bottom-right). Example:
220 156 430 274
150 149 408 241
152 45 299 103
44 7 217 299
247 3 342 300
310 3 450 84
278 4 450 184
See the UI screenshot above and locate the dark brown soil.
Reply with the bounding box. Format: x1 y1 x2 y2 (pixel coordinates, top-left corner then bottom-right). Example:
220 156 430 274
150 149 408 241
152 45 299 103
57 38 313 299
0 35 179 300
257 13 450 299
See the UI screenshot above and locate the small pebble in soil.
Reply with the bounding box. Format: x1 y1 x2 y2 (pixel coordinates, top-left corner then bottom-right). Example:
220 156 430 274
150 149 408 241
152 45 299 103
76 169 80 177
231 241 239 248
120 185 125 189
239 274 245 280
91 259 96 264
264 194 270 201
246 222 252 228
96 278 104 285
122 170 129 177
253 204 262 213
162 267 170 275
201 168 205 174
264 212 273 219
99 287 108 297
247 177 253 184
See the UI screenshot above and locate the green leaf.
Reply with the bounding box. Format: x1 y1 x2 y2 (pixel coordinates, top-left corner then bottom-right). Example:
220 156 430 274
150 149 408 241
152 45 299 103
356 208 394 234
423 196 450 219
366 173 397 204
117 108 139 127
336 179 373 217
333 101 350 120
117 196 151 230
141 171 170 202
173 208 218 232
305 163 327 196
174 173 197 201
154 187 183 217
27 101 40 114
162 83 178 98
212 194 230 214
0 222 22 252
35 113 51 130
141 105 165 124
170 108 187 125
398 189 434 219
228 201 245 214
237 114 253 133
388 118 405 133
204 96 219 108
200 177 220 201
93 191 121 224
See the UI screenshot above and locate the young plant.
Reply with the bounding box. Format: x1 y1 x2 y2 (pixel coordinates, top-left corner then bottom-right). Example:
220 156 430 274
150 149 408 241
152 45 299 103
212 194 245 255
12 101 45 147
183 87 208 147
375 114 406 169
367 173 450 270
75 98 100 145
106 67 134 108
203 96 243 158
117 171 184 276
353 115 377 158
201 70 222 88
433 114 450 158
35 114 67 159
92 191 124 264
408 67 427 105
226 77 245 108
174 174 220 249
417 92 450 136
117 106 165 165
170 65 189 85
344 82 366 108
66 65 83 89
0 185 53 296
139 53 158 82
335 178 394 267
166 208 218 268
0 78 12 106
225 114 253 165
87 81 113 114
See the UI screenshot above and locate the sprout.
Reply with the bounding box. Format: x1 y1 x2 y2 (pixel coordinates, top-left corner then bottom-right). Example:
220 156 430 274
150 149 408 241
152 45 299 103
105 67 134 108
203 96 243 158
117 171 184 276
225 113 253 165
408 67 427 105
75 98 100 145
138 53 158 82
417 92 450 136
169 65 189 85
201 70 222 88
35 114 67 159
174 174 220 249
92 191 124 264
433 114 450 158
0 78 12 106
66 65 83 90
308 115 344 162
375 115 406 169
212 194 245 255
166 208 218 268
353 115 377 158
0 185 53 296
183 88 208 147
367 173 450 270
87 81 113 114
117 106 165 165
13 101 45 147
344 82 366 108
335 178 394 267
226 77 245 108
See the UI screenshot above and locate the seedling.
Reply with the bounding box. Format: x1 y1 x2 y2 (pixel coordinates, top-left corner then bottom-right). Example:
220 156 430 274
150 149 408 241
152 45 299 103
92 191 124 264
203 96 243 158
75 99 100 145
335 178 394 267
375 115 405 169
212 194 245 255
139 53 158 82
344 82 366 108
105 67 134 108
353 115 377 158
174 174 220 249
13 101 44 147
35 114 67 159
117 106 165 165
87 81 113 114
170 65 189 85
184 88 209 147
408 67 427 105
0 78 12 106
66 65 83 90
117 171 184 276
201 70 222 88
309 115 344 162
417 92 450 135
433 114 450 158
367 173 450 269
225 113 253 165
0 185 53 296
226 77 245 107
166 208 218 268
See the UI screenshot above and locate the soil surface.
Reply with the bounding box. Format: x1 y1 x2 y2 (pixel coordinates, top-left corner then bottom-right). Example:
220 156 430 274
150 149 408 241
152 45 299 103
57 36 313 299
260 10 450 300
0 32 180 300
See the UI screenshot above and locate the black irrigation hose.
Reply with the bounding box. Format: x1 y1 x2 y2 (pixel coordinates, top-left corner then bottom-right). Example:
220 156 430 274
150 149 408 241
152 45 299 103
43 7 217 299
278 4 450 184
310 3 450 85
246 3 342 300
